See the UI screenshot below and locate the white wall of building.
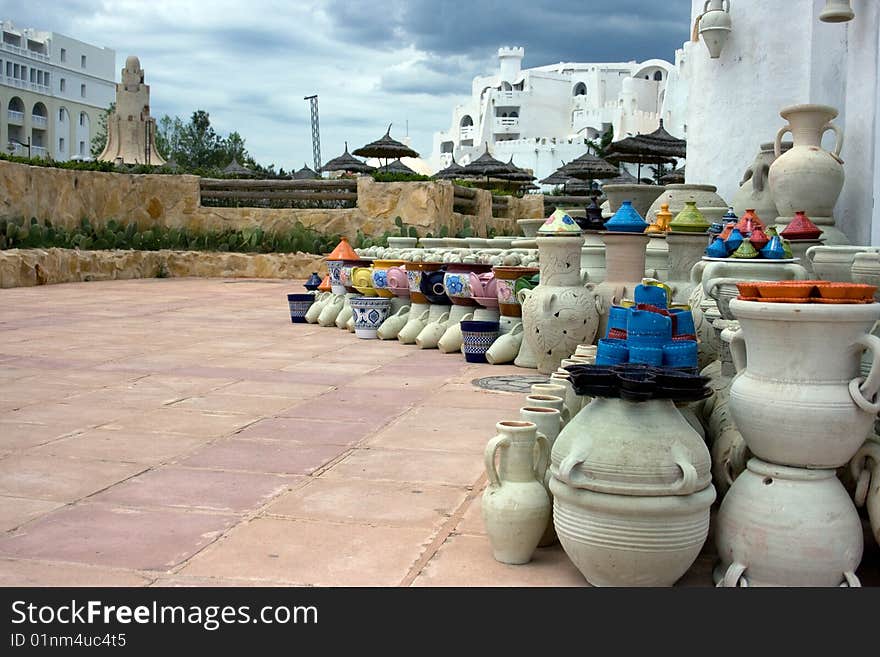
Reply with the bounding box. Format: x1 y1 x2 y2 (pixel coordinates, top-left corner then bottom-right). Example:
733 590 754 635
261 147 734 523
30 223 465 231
683 0 879 244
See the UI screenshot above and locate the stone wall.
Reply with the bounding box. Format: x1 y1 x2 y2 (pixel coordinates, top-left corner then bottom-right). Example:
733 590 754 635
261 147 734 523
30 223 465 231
0 160 521 240
0 248 326 289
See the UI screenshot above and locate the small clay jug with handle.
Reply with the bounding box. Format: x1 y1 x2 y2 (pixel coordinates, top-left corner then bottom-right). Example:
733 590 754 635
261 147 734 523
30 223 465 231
482 421 551 564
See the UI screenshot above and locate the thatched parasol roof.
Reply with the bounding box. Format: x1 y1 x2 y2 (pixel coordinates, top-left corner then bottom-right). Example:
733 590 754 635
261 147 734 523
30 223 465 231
222 158 254 177
321 142 375 173
599 168 639 186
292 163 320 179
659 165 686 184
377 159 418 175
433 156 468 180
460 147 511 178
496 157 536 182
353 124 419 161
608 119 686 159
555 151 620 180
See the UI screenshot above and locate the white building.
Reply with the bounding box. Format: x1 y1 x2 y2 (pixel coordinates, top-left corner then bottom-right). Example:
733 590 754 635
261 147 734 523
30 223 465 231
430 47 684 182
0 19 115 161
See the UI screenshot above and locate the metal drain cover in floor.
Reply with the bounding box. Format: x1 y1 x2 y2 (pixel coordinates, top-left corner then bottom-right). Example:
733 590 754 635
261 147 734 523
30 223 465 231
471 375 551 393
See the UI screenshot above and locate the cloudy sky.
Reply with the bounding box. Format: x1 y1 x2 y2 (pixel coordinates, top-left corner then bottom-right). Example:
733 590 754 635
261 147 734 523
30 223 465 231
6 0 692 170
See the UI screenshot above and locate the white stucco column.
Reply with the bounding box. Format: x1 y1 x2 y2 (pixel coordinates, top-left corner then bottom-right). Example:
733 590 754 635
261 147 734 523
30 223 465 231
684 0 879 244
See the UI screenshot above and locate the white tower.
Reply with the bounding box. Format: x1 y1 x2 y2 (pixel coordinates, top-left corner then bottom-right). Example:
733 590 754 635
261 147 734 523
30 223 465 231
498 47 525 85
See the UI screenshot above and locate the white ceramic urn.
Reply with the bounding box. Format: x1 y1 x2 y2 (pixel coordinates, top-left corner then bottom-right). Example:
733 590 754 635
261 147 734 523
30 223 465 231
716 458 863 587
727 298 880 469
520 235 600 374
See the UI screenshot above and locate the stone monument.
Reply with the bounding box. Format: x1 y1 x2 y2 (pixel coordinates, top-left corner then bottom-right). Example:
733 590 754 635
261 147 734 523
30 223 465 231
98 55 166 166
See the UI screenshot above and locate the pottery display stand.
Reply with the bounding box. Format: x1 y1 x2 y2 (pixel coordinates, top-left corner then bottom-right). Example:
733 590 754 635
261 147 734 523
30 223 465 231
593 232 650 338
645 235 669 281
715 299 880 586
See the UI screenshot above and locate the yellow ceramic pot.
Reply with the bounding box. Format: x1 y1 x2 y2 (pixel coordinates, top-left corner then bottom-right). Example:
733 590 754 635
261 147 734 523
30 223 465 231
352 266 377 297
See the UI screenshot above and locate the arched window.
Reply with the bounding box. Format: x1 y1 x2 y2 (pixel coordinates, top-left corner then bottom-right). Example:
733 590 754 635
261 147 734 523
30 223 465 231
510 111 518 118
460 115 474 127
32 102 48 118
8 96 24 113
653 70 663 81
573 82 587 96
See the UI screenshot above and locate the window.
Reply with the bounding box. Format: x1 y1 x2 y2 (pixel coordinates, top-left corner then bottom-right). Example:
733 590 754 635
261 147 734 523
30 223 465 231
81 54 86 68
58 108 64 121
79 112 86 126
573 82 587 96
653 71 663 81
79 141 85 156
80 83 86 98
60 48 66 62
60 78 65 92
59 137 65 151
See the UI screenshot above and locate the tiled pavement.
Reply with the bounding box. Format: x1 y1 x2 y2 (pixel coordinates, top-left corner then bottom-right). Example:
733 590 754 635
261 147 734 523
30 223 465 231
0 278 877 587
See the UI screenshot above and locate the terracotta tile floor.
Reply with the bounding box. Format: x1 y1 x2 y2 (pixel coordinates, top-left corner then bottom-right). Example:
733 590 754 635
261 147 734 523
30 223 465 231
0 277 876 587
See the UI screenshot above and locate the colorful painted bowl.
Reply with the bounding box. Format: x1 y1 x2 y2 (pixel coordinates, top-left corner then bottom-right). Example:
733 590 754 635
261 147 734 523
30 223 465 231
460 320 500 363
539 208 581 235
327 260 347 295
492 266 539 318
420 270 451 305
405 262 444 304
371 260 406 299
351 267 377 296
287 293 314 324
351 296 392 339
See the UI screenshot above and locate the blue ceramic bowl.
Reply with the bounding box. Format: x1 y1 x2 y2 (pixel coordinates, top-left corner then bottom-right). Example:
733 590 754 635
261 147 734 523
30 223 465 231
633 284 667 308
606 305 629 338
628 345 664 366
461 320 500 363
596 338 629 366
287 293 314 324
420 270 451 305
626 309 672 346
350 296 392 338
670 308 696 337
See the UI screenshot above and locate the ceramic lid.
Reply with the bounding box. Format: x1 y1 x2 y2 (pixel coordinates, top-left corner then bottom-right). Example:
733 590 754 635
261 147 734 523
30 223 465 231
538 208 582 235
780 211 823 240
669 201 710 233
603 200 649 233
327 237 359 261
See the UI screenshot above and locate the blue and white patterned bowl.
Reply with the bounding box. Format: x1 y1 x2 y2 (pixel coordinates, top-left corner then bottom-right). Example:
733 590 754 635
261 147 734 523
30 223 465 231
350 296 392 339
460 320 500 363
287 293 314 324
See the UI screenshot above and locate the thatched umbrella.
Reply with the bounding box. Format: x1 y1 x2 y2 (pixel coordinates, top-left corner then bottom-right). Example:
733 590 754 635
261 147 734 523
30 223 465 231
292 163 320 179
460 146 511 186
433 156 468 180
606 119 685 182
556 151 619 181
599 168 638 186
353 124 419 170
659 165 685 184
321 142 375 174
541 167 598 196
377 159 418 175
223 158 254 177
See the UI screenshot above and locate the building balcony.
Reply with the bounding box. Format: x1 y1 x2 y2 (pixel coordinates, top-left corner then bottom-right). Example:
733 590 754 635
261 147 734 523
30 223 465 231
7 109 24 125
31 114 48 129
494 117 520 133
494 90 524 106
0 76 48 93
0 41 50 62
31 145 48 158
459 126 475 141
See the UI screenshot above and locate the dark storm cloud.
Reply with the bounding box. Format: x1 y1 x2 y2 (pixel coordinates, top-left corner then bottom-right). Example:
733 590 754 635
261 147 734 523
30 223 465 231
327 0 692 64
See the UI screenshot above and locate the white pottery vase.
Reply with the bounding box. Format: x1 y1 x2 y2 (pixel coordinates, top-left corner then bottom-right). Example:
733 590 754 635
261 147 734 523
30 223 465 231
552 397 712 496
437 306 474 353
806 245 880 283
397 303 430 344
646 184 727 224
520 235 600 375
732 141 792 220
513 330 539 369
317 293 345 327
727 299 880 468
602 184 665 218
550 480 716 587
521 406 564 547
666 232 709 303
768 104 846 243
415 304 451 349
852 252 880 301
716 458 862 587
645 235 668 281
701 259 808 320
699 0 731 59
486 322 523 365
482 421 551 565
850 437 880 547
593 232 649 337
305 291 330 324
335 293 357 330
376 305 411 340
580 232 606 284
